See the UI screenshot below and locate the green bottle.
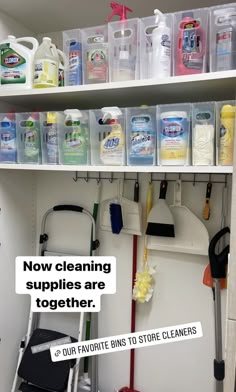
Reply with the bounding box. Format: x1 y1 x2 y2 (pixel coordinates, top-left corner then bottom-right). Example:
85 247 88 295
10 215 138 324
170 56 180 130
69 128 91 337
62 109 88 165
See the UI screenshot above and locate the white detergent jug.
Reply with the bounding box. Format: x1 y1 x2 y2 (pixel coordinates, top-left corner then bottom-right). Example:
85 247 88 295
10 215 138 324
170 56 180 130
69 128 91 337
0 35 39 89
33 37 59 88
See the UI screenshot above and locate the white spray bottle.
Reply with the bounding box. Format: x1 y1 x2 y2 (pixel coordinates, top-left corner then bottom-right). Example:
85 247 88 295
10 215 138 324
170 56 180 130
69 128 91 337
151 9 171 79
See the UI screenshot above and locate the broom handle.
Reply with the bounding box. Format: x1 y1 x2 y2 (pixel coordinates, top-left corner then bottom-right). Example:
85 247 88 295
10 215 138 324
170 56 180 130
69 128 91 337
130 180 139 390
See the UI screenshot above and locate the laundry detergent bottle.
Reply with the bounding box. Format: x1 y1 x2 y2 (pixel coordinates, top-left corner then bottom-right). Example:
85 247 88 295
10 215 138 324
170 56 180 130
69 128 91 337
100 107 125 165
0 35 38 88
33 37 59 88
175 11 206 75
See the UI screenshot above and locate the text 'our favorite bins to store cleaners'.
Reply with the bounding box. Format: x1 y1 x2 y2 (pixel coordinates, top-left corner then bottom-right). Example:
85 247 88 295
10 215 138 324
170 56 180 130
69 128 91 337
15 256 116 311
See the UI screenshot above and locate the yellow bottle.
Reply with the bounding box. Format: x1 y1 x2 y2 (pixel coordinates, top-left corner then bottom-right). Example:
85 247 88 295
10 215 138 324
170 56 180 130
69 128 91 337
219 105 236 166
100 107 124 165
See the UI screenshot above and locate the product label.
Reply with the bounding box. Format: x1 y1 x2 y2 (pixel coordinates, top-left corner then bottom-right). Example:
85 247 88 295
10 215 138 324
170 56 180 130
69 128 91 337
0 44 26 84
86 48 108 81
63 125 87 165
34 59 58 87
219 123 234 165
130 115 155 163
46 124 58 164
0 121 17 162
101 125 124 165
180 20 203 70
160 116 188 163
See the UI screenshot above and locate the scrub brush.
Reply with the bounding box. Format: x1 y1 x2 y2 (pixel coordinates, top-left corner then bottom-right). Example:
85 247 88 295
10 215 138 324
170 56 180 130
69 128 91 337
133 182 156 303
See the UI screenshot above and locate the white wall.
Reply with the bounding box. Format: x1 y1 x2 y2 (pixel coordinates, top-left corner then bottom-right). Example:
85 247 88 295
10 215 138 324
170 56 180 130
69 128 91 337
0 10 34 40
29 171 230 392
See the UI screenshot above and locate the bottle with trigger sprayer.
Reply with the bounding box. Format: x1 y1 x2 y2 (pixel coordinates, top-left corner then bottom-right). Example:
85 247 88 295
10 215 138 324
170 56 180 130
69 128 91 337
100 107 125 165
151 9 171 78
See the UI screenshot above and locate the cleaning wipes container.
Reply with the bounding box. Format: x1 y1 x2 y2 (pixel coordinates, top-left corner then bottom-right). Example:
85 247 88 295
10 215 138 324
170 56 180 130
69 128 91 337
0 35 38 88
157 104 191 165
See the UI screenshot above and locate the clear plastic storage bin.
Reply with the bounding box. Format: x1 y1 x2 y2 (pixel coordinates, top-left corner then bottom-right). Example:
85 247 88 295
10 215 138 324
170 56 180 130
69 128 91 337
173 8 209 76
16 112 41 164
89 108 126 165
140 13 173 80
82 25 109 84
40 112 64 165
215 100 236 166
126 106 157 165
192 102 215 166
63 29 83 86
209 4 236 72
157 103 191 166
59 110 90 165
0 111 17 163
108 18 140 82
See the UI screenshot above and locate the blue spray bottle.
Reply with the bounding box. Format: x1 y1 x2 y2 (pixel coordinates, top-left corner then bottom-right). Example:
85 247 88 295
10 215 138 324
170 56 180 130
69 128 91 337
0 110 17 163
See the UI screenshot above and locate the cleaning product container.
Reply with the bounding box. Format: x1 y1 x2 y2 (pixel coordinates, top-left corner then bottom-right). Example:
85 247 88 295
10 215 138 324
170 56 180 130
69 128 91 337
59 109 90 165
16 112 41 164
89 108 126 165
63 29 82 86
215 100 236 166
0 35 38 88
173 8 209 76
108 18 140 82
209 3 236 72
40 112 64 165
140 12 173 79
192 102 215 166
0 112 17 163
57 49 66 87
82 25 109 84
33 37 59 88
157 103 191 165
126 106 157 165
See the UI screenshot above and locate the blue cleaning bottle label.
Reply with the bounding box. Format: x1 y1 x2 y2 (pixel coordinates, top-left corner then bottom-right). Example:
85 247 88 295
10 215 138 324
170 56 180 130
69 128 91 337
129 115 155 165
0 117 17 162
69 40 82 85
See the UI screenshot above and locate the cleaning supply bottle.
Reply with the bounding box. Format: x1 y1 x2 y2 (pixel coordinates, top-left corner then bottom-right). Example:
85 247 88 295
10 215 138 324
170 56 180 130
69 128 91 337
219 104 236 166
214 8 236 72
176 11 206 75
0 35 38 88
24 111 41 163
68 38 82 86
0 110 17 162
62 109 88 165
45 112 59 164
57 49 66 87
151 9 171 78
127 106 156 165
33 37 59 88
100 107 125 165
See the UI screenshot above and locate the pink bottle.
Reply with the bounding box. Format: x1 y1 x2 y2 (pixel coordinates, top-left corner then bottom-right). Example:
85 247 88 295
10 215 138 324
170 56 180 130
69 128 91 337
175 11 206 76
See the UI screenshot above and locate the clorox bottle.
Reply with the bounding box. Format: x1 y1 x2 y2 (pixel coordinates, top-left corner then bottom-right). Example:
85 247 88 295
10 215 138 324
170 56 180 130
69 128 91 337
33 37 59 88
0 35 39 89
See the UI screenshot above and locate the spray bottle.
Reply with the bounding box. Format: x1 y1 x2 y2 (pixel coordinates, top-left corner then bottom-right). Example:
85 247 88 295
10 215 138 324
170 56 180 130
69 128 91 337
176 11 206 75
62 109 88 165
106 2 137 81
219 104 236 166
68 38 82 86
151 9 171 78
24 111 41 163
100 107 124 165
0 110 16 163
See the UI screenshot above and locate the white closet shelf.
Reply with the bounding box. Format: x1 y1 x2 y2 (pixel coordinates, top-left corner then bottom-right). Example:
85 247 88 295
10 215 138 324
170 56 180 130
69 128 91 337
0 71 236 110
0 164 232 173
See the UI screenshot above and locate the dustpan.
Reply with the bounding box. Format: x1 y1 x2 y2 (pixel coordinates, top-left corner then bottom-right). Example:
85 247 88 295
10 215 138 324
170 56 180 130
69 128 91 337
147 180 209 255
100 179 142 236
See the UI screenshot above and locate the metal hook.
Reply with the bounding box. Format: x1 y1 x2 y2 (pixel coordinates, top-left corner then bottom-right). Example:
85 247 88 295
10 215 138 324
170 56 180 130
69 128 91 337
73 171 78 182
97 172 101 184
164 173 167 181
178 173 181 180
149 172 153 184
193 173 196 187
109 172 114 183
209 173 212 183
225 174 228 187
124 172 126 182
84 172 89 183
136 172 139 181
